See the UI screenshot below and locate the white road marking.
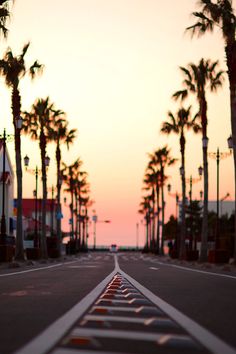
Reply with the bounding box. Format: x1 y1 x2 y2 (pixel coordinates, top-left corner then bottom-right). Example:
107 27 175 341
13 254 236 354
67 265 98 269
14 267 118 354
0 263 63 277
156 261 236 280
51 349 130 354
149 267 159 270
0 259 92 278
117 260 236 354
70 327 190 342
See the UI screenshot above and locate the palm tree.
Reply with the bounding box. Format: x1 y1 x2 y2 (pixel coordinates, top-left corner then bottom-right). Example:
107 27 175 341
0 0 12 38
161 106 201 258
75 172 89 248
187 0 236 261
48 110 77 256
143 166 161 252
62 158 83 249
173 59 224 261
148 147 176 255
139 195 152 250
0 43 43 260
23 97 53 259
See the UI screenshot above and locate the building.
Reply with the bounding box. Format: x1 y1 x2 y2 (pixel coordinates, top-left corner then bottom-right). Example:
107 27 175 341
0 138 14 236
14 198 58 241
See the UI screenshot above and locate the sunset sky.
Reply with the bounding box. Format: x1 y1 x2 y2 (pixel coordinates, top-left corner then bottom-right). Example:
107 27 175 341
0 0 235 247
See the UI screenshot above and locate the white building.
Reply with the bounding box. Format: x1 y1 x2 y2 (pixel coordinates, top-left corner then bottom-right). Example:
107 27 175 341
0 138 14 236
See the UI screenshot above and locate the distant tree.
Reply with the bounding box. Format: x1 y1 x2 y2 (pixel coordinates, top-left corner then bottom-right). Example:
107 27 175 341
23 97 53 259
0 43 43 260
148 147 176 254
187 0 236 262
48 110 77 255
173 58 224 261
161 106 201 258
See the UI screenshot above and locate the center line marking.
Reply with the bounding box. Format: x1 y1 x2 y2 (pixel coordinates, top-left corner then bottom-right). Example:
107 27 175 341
149 267 159 271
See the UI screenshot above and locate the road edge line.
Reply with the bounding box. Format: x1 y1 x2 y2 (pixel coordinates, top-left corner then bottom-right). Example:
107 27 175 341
117 261 236 354
14 266 118 354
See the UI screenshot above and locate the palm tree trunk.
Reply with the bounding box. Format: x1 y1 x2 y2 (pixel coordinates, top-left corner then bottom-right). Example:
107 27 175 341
179 134 186 259
226 42 236 263
200 143 209 262
200 100 208 262
160 168 165 255
151 189 155 250
12 87 24 261
14 128 24 260
40 132 48 259
56 144 62 257
155 185 160 254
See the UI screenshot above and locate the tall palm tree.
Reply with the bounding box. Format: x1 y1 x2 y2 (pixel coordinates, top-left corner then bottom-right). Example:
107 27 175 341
139 195 152 250
161 106 201 258
75 172 89 248
23 97 53 259
173 59 224 261
187 0 236 261
0 0 12 38
148 147 176 255
143 167 161 252
62 158 83 248
0 43 43 260
48 110 77 256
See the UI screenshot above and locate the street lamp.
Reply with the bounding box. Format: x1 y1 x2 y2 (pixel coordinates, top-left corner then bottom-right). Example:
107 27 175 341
179 166 184 176
198 166 203 177
202 136 209 148
24 156 43 248
227 135 233 149
0 129 14 243
92 210 97 250
208 147 231 249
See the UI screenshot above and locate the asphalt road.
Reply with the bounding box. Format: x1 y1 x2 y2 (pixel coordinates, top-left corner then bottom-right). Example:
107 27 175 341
118 253 236 349
0 254 114 354
0 252 236 354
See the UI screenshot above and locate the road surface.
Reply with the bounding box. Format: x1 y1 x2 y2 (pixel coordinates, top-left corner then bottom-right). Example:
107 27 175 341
0 252 235 354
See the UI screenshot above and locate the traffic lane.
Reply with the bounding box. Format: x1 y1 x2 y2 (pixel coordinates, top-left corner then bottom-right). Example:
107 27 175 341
118 256 236 349
0 254 114 354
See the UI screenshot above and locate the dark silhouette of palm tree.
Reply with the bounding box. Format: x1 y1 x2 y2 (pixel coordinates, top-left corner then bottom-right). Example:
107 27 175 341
173 59 224 261
23 97 54 259
148 146 176 255
0 1 12 38
161 106 201 258
48 109 77 256
187 0 236 261
0 43 43 260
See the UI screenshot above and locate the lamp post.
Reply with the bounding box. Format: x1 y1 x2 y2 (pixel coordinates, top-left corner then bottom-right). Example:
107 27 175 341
167 183 180 253
0 129 14 243
208 148 231 249
24 157 40 248
92 210 97 250
24 154 50 249
136 222 139 250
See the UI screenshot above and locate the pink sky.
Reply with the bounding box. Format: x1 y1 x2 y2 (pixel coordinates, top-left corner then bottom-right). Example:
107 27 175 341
0 0 235 246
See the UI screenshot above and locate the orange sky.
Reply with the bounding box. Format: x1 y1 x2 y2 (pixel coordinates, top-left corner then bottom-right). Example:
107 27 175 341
0 0 235 246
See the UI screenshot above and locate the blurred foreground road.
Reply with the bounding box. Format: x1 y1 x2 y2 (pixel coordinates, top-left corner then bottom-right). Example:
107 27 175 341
0 252 236 354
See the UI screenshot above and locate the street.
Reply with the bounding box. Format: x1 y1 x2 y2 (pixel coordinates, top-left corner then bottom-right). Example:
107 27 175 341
0 252 236 354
